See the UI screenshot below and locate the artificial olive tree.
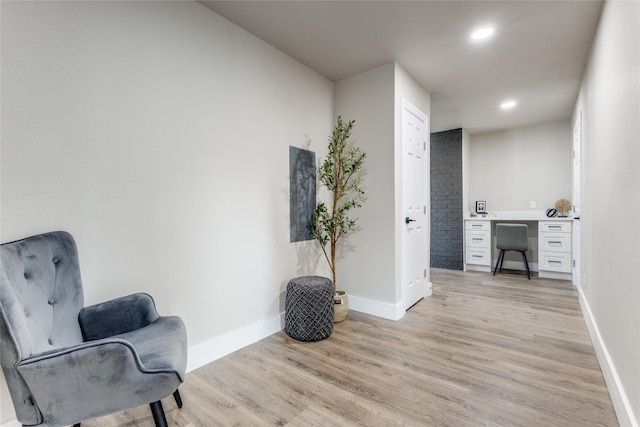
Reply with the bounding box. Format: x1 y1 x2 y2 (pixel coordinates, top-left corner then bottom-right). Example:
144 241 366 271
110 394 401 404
310 117 366 292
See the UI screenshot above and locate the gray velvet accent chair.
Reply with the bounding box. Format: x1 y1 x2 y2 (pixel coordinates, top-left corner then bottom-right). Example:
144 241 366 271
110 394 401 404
0 231 187 427
493 223 531 280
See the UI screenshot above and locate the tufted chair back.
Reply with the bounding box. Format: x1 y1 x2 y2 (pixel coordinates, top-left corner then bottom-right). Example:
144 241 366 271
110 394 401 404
0 231 84 424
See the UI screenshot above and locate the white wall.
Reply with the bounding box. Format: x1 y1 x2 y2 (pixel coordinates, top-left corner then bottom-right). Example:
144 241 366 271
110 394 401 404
333 63 397 305
467 120 572 213
572 1 640 425
1 2 333 423
332 62 430 318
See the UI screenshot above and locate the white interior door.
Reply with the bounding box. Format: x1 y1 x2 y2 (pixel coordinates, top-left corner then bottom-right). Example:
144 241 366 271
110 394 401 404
402 100 429 310
572 111 582 289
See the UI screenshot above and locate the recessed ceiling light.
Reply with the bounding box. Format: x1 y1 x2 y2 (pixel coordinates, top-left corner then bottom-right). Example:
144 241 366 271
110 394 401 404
500 100 518 110
471 27 495 41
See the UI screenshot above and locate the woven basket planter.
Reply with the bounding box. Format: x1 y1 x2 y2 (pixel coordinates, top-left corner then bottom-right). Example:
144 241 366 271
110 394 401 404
334 290 348 323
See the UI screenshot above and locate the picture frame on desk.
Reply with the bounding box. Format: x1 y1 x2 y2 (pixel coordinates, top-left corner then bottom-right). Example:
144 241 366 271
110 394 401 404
476 200 487 214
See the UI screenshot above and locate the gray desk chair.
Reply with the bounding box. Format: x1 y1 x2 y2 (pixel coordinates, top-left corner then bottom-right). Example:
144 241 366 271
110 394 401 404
493 223 531 280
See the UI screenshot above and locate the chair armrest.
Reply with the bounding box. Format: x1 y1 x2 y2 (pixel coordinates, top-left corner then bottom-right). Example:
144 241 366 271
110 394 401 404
79 293 159 341
17 339 179 426
20 338 140 366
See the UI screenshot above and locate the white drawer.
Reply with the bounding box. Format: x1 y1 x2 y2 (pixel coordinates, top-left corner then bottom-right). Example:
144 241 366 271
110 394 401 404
540 252 572 273
466 231 491 248
539 233 572 253
465 220 490 231
466 247 491 266
539 221 571 233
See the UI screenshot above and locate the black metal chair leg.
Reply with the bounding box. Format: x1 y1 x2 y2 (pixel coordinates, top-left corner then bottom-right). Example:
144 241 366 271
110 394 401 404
493 250 503 275
521 251 531 280
173 389 183 409
150 400 168 427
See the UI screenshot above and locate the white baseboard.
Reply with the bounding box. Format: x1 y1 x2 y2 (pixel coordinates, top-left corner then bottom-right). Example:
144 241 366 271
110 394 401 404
187 311 285 372
464 261 539 275
579 288 638 427
349 283 432 321
501 260 539 272
188 291 421 372
348 294 405 321
465 264 492 273
0 421 21 427
188 292 419 372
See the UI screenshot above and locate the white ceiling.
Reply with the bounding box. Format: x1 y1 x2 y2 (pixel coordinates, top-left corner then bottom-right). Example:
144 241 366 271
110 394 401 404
199 1 603 134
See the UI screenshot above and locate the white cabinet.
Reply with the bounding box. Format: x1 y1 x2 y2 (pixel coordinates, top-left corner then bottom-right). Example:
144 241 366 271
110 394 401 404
465 220 491 270
463 216 573 280
540 221 571 233
538 220 572 279
539 233 571 253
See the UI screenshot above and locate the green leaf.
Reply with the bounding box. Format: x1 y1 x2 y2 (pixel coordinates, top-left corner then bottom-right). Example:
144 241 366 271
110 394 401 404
309 116 367 287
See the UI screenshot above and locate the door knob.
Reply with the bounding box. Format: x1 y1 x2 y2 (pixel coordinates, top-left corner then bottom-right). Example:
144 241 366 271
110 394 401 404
405 217 416 224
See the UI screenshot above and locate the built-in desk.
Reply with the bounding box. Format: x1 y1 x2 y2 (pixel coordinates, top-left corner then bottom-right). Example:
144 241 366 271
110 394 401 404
464 211 573 280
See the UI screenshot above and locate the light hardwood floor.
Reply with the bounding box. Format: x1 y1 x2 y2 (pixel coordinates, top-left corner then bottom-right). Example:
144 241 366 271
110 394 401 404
84 269 618 426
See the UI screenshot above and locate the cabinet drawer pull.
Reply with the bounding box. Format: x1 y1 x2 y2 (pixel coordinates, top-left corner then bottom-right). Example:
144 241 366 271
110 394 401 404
472 225 482 229
472 238 484 242
549 225 562 230
549 241 562 246
549 260 563 264
472 255 483 259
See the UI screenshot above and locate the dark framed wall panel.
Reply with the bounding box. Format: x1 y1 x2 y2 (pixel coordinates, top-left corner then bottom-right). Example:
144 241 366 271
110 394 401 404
289 146 316 242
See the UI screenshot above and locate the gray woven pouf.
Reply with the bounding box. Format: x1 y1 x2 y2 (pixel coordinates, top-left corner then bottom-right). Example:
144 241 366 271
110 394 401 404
285 276 334 341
